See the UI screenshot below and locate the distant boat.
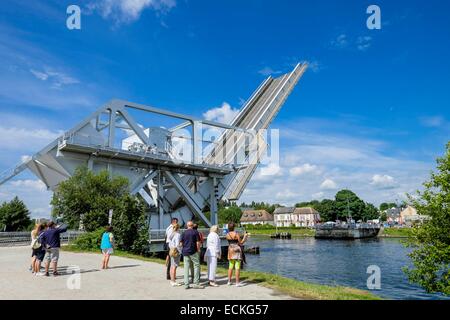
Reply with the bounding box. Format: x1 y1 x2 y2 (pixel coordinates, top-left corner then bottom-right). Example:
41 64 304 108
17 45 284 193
315 221 380 239
270 232 292 239
314 197 380 239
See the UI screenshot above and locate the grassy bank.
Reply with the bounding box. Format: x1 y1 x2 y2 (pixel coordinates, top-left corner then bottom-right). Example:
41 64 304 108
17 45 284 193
244 227 315 237
245 226 413 239
62 245 380 300
379 227 412 238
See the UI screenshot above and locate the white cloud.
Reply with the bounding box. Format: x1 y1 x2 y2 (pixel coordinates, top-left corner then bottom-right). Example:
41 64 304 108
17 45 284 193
260 163 283 176
419 116 445 128
258 66 282 76
370 174 396 189
320 179 338 190
357 36 372 51
0 30 100 111
330 34 373 51
20 155 32 164
30 69 48 81
10 179 47 192
331 34 348 48
312 192 324 200
289 163 320 176
239 117 433 207
306 60 322 73
0 179 53 219
203 102 239 124
0 126 62 151
88 0 176 24
29 69 79 89
275 189 299 202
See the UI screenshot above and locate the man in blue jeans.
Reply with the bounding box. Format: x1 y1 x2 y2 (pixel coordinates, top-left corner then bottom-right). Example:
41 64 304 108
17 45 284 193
41 221 68 276
180 221 204 289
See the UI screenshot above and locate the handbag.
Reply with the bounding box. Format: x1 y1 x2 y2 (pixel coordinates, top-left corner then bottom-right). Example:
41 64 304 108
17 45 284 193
169 247 179 258
31 238 41 250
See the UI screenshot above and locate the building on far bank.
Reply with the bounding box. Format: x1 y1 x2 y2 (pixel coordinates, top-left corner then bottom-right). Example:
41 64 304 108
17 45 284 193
240 210 274 226
293 207 321 227
399 206 430 226
385 207 401 224
273 207 295 227
273 207 321 227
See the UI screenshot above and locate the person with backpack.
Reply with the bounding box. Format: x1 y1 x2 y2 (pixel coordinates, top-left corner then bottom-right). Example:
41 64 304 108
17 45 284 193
165 218 178 280
100 226 115 269
30 223 46 275
168 223 182 286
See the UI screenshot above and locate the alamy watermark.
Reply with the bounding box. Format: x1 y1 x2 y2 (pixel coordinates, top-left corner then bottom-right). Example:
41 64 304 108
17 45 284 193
367 5 381 30
366 265 381 290
66 265 81 290
66 5 81 30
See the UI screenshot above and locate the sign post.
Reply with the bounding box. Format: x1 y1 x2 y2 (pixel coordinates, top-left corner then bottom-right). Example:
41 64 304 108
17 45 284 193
108 209 113 225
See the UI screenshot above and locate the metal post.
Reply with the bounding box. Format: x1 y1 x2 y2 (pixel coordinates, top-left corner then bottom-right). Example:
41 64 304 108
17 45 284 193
157 170 165 229
210 177 218 225
108 108 116 147
192 121 202 164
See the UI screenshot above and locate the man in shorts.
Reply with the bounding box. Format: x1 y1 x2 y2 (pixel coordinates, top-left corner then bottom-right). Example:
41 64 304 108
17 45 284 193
41 221 68 276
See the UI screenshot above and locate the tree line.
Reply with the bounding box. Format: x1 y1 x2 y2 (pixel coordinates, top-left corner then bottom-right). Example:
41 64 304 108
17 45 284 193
0 197 32 232
240 190 381 222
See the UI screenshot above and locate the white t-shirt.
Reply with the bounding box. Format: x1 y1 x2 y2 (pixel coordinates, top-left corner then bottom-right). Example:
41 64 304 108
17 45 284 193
169 232 181 252
165 224 174 243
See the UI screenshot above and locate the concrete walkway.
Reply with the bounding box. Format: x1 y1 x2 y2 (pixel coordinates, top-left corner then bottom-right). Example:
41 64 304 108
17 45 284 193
0 246 293 300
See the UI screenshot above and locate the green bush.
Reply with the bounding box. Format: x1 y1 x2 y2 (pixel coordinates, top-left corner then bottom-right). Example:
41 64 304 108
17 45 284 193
244 224 275 230
72 228 104 251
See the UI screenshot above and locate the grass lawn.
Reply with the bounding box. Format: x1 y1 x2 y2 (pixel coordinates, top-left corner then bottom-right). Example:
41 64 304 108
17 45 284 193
62 245 380 300
380 227 412 238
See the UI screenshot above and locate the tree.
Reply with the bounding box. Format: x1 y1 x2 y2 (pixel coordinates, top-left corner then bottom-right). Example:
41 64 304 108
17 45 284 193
334 189 366 221
51 166 129 231
403 142 450 295
240 201 279 214
315 199 337 222
0 197 32 231
111 195 149 255
52 166 150 253
380 211 388 222
218 206 242 224
380 202 397 211
295 199 337 222
362 203 379 221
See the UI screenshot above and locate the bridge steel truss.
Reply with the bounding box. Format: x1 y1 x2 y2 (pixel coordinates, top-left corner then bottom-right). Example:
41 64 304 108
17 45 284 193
0 63 307 230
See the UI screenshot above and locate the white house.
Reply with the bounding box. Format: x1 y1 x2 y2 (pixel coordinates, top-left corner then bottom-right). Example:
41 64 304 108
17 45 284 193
273 207 321 227
273 207 294 227
292 207 321 227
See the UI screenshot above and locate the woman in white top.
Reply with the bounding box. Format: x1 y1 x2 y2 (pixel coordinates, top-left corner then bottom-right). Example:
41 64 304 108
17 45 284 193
168 224 182 286
204 225 221 287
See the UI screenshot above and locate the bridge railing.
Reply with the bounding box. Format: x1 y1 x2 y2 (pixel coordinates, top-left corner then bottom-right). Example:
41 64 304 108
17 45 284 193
0 231 85 247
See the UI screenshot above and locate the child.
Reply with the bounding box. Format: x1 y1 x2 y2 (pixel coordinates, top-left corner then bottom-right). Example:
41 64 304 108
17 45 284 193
100 226 114 269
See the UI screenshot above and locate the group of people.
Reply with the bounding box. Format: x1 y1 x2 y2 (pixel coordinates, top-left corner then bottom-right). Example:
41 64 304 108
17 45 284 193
30 221 68 276
30 218 248 287
165 218 249 289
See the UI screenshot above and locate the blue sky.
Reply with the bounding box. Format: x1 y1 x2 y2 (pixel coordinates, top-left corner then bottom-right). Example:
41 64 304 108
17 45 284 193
0 0 449 217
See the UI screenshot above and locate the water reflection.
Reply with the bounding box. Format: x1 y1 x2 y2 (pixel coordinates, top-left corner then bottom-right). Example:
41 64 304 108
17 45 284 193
243 236 449 300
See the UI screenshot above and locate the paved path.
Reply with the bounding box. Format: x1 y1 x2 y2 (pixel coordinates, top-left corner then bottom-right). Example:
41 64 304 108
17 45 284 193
0 246 293 300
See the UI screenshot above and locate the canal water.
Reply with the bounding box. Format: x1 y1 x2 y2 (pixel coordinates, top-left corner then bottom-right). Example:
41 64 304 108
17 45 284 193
243 236 449 300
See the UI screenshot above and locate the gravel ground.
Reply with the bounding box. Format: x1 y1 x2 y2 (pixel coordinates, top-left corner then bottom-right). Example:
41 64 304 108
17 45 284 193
0 246 293 300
